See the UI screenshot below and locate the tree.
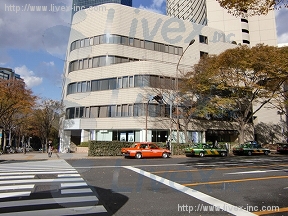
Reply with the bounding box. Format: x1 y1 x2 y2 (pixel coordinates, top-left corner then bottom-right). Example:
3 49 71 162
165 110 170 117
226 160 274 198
0 79 36 152
216 0 287 16
183 44 288 144
29 99 64 152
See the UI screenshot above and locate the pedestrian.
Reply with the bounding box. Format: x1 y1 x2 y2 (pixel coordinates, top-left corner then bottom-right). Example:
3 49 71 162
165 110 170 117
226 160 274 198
48 143 53 157
166 139 170 150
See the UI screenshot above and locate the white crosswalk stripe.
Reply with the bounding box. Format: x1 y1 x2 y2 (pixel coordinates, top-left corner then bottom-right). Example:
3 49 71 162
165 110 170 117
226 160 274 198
0 159 107 215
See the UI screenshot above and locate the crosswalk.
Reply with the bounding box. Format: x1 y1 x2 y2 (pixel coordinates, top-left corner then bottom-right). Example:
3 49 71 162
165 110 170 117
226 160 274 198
0 159 107 215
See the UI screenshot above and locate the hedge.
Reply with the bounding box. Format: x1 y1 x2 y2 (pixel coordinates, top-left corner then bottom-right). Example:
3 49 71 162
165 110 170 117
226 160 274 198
88 141 190 157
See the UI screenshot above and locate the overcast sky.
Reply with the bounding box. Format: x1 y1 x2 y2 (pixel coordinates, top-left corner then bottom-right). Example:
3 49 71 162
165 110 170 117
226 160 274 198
0 0 287 100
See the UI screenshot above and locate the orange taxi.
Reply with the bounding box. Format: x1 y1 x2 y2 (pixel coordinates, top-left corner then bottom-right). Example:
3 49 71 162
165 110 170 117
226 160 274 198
121 142 171 159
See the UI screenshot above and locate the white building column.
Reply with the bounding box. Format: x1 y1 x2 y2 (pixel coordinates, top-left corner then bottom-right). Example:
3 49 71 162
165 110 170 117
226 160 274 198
81 129 90 143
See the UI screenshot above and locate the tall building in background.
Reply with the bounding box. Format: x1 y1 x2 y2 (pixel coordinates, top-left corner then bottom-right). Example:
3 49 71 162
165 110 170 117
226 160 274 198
166 0 207 25
0 67 22 81
71 0 132 17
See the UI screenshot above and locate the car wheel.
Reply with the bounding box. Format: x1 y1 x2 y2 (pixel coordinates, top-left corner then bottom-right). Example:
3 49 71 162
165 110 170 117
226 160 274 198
135 152 142 159
264 151 269 156
162 152 168 158
247 151 252 156
199 152 204 157
221 152 227 157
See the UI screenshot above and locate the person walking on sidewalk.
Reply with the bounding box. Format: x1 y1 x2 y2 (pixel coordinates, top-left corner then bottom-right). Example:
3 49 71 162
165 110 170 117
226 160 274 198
48 142 53 157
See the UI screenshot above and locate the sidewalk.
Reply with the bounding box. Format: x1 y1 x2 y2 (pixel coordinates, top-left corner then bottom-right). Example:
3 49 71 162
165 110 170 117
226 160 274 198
0 151 91 161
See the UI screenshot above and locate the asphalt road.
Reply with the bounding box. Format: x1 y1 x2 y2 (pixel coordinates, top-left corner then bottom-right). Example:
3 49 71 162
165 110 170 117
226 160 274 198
66 155 288 216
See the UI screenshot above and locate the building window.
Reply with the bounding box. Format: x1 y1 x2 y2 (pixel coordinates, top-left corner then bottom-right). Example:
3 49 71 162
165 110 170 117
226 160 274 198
242 29 249 33
199 35 208 44
200 51 208 58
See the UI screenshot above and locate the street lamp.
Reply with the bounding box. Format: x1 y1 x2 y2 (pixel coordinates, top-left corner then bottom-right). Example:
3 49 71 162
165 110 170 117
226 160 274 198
145 95 163 142
176 39 195 144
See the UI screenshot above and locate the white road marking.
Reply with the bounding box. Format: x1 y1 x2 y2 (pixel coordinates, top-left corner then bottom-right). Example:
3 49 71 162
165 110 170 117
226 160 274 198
0 178 84 185
0 171 77 175
58 173 80 177
0 196 98 208
0 205 107 216
61 188 92 194
0 175 35 180
125 166 256 216
0 184 34 191
0 191 31 199
61 182 88 188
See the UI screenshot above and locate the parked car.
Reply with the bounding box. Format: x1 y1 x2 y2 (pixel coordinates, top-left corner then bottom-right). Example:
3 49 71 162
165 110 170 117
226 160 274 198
276 143 288 154
233 141 270 156
121 142 171 159
185 143 228 157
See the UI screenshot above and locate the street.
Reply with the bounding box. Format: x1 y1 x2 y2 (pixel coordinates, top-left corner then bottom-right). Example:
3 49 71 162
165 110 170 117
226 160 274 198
0 154 288 215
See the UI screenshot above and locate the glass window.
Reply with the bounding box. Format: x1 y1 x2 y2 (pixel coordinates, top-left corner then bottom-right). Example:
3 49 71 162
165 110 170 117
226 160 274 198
150 75 159 88
106 56 114 66
133 103 143 116
122 104 128 117
100 79 109 90
77 82 81 92
91 80 99 91
89 37 94 46
79 60 83 70
99 56 106 66
99 35 106 44
200 51 208 58
122 76 128 88
134 39 140 48
75 40 80 49
83 58 88 69
118 77 122 88
85 107 90 118
179 47 183 55
129 38 134 46
94 36 99 45
80 39 84 47
165 45 169 53
93 57 99 68
79 107 84 118
129 76 133 87
73 61 79 71
75 107 79 118
114 35 121 44
121 36 128 45
145 41 154 50
140 40 145 48
109 78 117 89
142 75 149 87
66 107 75 119
84 38 89 47
134 75 142 87
108 105 116 117
116 105 121 117
71 42 76 51
199 35 208 44
99 106 108 118
90 106 99 118
81 82 86 92
68 83 77 94
169 46 174 54
121 58 129 63
86 81 91 91
160 44 165 52
89 58 92 68
128 104 133 116
174 47 178 55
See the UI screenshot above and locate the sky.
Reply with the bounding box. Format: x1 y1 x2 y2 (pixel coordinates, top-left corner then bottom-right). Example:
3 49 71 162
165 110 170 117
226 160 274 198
0 0 287 101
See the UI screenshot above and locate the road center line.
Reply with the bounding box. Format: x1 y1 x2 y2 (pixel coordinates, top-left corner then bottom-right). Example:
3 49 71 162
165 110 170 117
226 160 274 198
124 166 255 216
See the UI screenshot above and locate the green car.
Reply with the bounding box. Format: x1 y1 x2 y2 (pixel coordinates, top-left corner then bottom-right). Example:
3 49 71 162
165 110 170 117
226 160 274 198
232 142 270 156
185 143 228 157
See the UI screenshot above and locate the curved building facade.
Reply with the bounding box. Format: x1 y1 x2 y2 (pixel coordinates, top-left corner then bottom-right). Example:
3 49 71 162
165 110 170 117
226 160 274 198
72 0 132 17
59 3 238 151
166 0 207 25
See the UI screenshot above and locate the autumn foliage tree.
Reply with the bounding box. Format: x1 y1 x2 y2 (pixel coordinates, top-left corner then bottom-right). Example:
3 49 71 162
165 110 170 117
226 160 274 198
182 44 288 144
216 0 288 16
0 79 37 152
29 99 64 152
